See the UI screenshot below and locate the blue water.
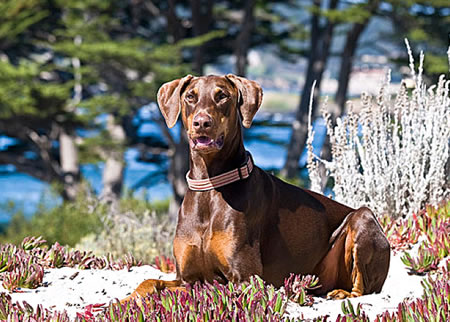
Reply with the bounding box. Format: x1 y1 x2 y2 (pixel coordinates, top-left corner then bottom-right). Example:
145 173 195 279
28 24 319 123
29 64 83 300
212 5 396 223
0 115 327 222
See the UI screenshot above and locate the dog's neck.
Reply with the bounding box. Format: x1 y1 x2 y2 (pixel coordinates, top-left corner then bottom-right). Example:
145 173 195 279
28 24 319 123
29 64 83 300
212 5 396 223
188 127 246 180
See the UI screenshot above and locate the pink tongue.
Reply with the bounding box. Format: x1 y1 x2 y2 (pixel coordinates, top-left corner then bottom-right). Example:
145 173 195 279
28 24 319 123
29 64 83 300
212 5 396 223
197 136 211 144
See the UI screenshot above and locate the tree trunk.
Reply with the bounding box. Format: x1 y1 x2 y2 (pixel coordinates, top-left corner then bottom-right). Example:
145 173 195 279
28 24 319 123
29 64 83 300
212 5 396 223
59 127 80 201
321 22 369 165
234 0 256 76
324 0 378 163
334 0 379 113
101 114 126 204
166 0 185 42
58 36 82 201
334 23 367 113
190 0 213 74
281 0 338 179
167 129 190 220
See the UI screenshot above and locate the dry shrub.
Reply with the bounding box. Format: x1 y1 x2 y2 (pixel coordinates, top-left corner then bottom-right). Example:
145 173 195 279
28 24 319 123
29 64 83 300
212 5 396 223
308 41 449 218
76 204 175 264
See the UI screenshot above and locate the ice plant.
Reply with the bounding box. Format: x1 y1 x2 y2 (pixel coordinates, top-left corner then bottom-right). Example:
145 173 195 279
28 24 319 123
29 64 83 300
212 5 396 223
1 256 44 291
0 237 145 295
401 246 440 274
102 275 288 321
0 293 71 321
21 236 46 251
76 302 105 320
337 300 369 321
0 245 18 273
374 259 450 321
395 200 450 274
154 255 176 273
380 215 419 251
283 274 320 306
114 253 142 271
44 242 67 268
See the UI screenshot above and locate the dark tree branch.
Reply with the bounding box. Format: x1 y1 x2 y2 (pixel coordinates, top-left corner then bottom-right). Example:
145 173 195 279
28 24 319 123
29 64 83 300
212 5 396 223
25 126 61 178
0 118 52 141
0 151 58 183
156 116 176 150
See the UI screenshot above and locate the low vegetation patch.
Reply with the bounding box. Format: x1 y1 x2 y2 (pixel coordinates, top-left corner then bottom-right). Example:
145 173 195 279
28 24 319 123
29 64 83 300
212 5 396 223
0 193 174 265
381 200 450 274
0 192 103 247
103 276 288 321
336 259 450 321
0 201 447 321
75 197 174 265
0 236 142 295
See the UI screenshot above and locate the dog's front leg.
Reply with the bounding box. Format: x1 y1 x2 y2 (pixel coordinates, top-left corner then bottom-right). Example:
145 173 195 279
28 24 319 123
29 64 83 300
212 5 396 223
221 242 263 284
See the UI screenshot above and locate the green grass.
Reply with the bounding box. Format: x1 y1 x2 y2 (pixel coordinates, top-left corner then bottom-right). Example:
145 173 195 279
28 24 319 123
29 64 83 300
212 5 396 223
0 192 170 248
0 193 103 247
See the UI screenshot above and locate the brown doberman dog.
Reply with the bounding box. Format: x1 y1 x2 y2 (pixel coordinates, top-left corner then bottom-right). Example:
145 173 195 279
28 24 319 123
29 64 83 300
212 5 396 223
122 74 390 303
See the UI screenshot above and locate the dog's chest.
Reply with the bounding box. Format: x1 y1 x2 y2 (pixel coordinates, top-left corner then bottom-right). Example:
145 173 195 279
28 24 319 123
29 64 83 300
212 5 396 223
174 200 244 284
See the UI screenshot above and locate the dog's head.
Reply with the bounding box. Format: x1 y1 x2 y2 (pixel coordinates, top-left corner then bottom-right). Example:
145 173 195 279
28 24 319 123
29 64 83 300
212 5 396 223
157 74 263 154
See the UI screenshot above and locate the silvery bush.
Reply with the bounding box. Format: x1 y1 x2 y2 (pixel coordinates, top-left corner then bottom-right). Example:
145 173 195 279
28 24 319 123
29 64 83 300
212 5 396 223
307 41 450 218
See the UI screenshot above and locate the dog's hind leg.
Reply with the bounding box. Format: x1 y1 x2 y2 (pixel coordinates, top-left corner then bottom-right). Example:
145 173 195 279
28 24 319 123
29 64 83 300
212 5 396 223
326 207 390 299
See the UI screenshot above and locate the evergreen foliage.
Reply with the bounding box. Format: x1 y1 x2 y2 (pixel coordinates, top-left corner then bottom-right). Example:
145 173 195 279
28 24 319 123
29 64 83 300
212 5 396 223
0 0 191 200
386 0 450 80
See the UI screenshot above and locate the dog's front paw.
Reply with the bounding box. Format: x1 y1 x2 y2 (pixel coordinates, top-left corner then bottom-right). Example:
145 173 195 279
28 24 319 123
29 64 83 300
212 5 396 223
119 279 160 305
326 289 352 299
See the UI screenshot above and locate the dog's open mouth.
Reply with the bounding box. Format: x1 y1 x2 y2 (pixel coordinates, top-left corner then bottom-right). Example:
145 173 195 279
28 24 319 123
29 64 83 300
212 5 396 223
191 135 224 151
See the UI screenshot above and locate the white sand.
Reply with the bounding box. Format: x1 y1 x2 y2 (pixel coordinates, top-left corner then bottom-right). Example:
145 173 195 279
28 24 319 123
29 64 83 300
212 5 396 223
0 266 176 318
286 254 425 320
1 252 425 320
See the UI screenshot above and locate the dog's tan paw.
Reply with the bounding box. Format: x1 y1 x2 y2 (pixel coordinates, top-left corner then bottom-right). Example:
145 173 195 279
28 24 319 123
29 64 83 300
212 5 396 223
327 289 352 299
119 279 160 305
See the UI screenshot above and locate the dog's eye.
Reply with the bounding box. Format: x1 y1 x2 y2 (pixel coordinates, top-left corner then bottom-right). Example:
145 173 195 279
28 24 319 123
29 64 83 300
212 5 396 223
218 93 228 100
186 93 195 100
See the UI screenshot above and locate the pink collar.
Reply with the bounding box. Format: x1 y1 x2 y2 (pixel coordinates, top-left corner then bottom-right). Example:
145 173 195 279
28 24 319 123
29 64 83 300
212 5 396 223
186 152 254 191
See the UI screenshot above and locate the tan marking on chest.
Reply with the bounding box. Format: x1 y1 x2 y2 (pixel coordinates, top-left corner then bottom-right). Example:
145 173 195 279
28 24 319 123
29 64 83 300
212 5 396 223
173 237 199 274
208 230 236 268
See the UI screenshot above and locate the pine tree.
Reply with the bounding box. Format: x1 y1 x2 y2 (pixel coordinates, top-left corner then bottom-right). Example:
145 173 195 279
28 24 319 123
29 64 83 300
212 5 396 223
51 0 191 203
0 0 81 200
0 0 190 203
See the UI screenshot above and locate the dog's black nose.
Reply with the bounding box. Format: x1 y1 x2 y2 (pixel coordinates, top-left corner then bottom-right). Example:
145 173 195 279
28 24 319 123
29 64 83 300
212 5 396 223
193 113 213 130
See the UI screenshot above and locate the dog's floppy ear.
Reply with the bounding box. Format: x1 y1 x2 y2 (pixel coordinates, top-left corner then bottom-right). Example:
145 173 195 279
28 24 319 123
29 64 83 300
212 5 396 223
226 74 263 128
157 75 194 128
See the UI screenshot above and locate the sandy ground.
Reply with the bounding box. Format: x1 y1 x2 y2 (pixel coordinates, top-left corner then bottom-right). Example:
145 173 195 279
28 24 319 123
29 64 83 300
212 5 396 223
286 254 425 320
1 252 425 320
0 266 176 319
